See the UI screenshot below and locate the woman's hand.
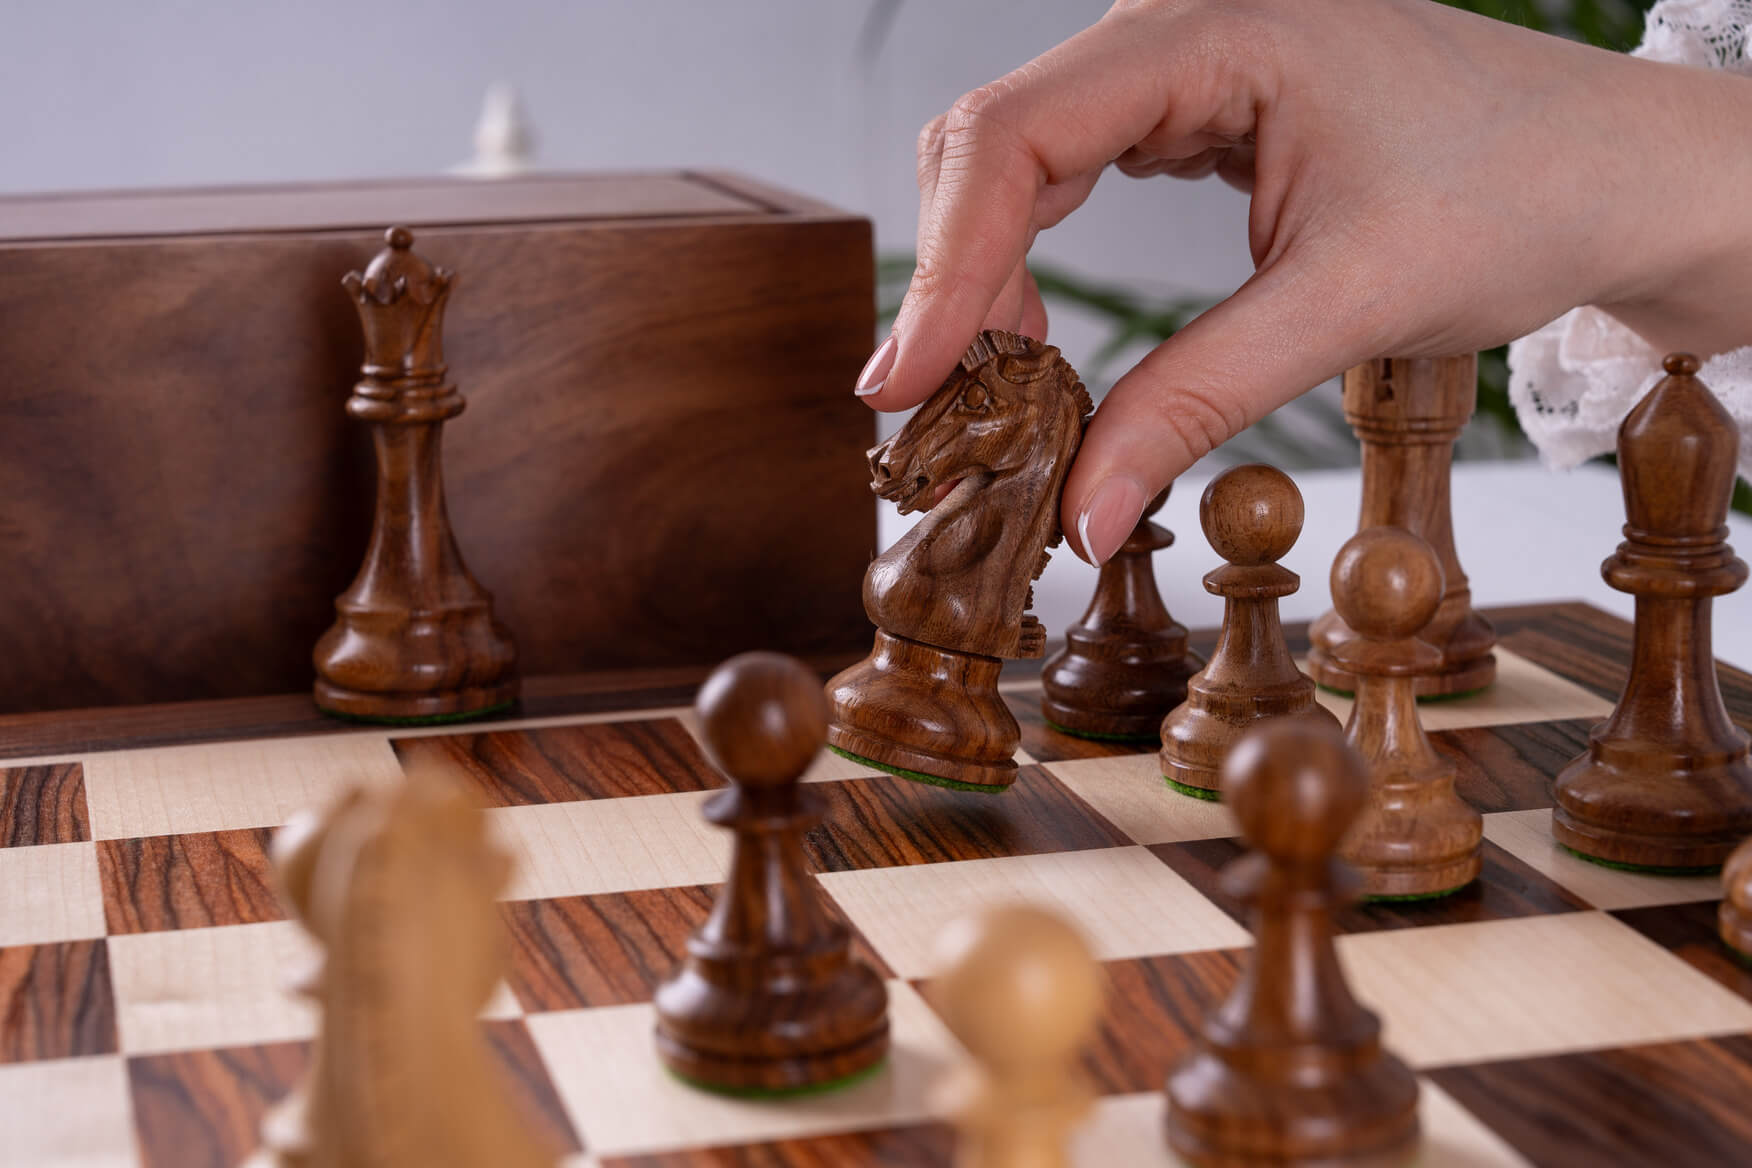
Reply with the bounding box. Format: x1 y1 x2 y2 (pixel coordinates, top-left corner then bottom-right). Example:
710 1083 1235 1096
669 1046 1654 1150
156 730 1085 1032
855 0 1752 564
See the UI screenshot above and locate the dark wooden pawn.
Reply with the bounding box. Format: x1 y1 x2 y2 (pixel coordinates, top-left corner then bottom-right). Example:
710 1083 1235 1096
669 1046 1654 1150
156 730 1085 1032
1722 835 1752 959
1553 354 1752 870
1330 527 1482 898
1041 484 1203 740
1159 465 1339 797
1165 719 1420 1166
656 652 889 1093
313 226 518 722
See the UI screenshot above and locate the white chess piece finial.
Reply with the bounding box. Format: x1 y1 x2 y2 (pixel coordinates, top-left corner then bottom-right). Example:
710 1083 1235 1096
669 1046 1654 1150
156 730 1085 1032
450 83 535 178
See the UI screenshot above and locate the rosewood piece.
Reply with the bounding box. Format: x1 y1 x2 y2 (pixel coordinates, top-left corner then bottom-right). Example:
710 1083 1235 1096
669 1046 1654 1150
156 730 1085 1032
1165 719 1420 1166
1330 527 1483 898
1040 484 1203 740
1159 465 1339 797
313 227 518 722
1307 356 1497 697
1722 836 1752 957
656 652 889 1092
931 905 1103 1167
1553 354 1752 869
827 331 1092 791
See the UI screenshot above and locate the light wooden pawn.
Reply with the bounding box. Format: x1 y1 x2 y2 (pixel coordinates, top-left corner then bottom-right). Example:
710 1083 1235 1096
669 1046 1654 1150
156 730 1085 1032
932 905 1105 1168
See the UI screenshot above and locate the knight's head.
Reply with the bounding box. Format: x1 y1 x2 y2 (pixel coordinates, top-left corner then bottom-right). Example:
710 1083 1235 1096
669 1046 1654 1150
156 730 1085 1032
868 330 1092 513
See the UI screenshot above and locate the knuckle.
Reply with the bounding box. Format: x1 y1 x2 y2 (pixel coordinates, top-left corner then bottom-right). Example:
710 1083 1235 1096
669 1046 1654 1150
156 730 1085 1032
945 82 1014 141
915 114 946 158
1151 383 1249 465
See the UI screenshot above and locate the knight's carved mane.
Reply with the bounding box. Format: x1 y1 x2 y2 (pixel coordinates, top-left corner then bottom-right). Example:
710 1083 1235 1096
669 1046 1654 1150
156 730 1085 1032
960 329 1095 422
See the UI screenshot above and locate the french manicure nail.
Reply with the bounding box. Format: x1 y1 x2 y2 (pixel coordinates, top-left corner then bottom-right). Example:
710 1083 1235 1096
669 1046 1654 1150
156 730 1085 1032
854 333 898 396
1076 476 1148 566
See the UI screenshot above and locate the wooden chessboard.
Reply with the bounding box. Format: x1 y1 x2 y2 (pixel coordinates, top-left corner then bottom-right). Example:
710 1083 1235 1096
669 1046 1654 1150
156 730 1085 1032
4 601 1751 1168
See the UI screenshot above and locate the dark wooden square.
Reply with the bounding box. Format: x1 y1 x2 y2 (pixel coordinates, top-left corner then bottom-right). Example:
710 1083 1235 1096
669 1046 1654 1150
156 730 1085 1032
0 763 87 847
1613 899 1752 1006
0 938 116 1062
1435 718 1594 812
97 828 281 935
1003 688 1150 764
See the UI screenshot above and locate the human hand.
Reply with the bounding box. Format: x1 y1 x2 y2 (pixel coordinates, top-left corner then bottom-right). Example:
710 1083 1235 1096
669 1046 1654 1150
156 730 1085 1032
854 0 1752 563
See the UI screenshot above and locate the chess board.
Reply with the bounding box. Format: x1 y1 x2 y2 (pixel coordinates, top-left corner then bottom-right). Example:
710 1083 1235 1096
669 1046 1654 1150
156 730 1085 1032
4 601 1752 1168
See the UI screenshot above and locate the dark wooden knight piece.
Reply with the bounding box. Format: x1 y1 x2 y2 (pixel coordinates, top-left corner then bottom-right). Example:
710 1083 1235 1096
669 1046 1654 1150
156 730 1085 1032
1553 353 1752 870
1040 484 1203 740
827 330 1092 792
313 226 518 722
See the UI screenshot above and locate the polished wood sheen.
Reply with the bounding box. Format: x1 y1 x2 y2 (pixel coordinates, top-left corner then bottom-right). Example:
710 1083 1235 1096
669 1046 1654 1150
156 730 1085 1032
1552 354 1752 869
1722 835 1752 957
1165 720 1420 1166
1330 527 1483 898
656 653 889 1092
1159 465 1340 795
1040 485 1203 740
313 227 518 721
1307 356 1497 696
827 331 1093 791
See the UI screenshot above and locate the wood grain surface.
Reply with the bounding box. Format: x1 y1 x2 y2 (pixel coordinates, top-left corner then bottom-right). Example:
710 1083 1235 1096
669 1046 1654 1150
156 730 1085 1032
0 939 117 1061
0 764 87 846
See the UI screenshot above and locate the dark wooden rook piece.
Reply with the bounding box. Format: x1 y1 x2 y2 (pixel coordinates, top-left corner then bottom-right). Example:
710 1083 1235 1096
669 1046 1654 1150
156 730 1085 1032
1159 465 1339 798
827 330 1092 792
1330 527 1483 898
656 652 889 1093
1165 719 1420 1166
313 226 517 722
1040 484 1203 740
1722 835 1752 958
1307 356 1497 697
1553 353 1752 870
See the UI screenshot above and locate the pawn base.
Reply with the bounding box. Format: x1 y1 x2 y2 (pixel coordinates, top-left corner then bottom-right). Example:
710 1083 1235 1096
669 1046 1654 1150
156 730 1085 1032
1305 647 1497 700
1552 736 1752 870
1159 689 1341 797
313 679 518 723
1353 853 1481 900
1039 632 1202 741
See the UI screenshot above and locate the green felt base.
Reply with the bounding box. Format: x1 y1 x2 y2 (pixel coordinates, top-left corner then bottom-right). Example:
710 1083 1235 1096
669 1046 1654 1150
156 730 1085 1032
1043 718 1160 745
316 700 517 727
1163 774 1221 802
665 1056 887 1100
1558 843 1721 877
1363 884 1471 904
826 745 1007 795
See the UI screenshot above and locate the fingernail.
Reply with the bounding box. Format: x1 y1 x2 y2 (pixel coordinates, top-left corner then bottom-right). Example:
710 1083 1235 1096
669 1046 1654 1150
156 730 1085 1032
1076 476 1148 566
854 333 898 396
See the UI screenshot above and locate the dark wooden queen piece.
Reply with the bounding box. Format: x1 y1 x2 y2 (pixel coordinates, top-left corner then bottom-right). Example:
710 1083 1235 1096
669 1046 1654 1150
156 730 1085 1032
1165 718 1420 1166
1040 484 1202 740
827 331 1091 792
1553 353 1752 870
313 226 517 722
1307 356 1497 697
656 652 889 1093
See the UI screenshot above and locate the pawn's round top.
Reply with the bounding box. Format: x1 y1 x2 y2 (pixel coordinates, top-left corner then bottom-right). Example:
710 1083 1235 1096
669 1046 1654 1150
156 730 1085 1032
1199 464 1304 566
1222 720 1367 863
1330 526 1444 641
1664 351 1700 376
932 904 1103 1074
385 225 415 250
694 652 828 787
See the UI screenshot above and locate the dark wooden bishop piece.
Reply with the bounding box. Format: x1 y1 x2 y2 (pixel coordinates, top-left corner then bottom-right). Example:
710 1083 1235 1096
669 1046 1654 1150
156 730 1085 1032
1165 719 1420 1166
1040 484 1203 740
1553 353 1752 869
1159 465 1339 797
313 226 518 722
827 331 1092 792
1307 356 1497 697
1330 527 1482 898
656 652 889 1093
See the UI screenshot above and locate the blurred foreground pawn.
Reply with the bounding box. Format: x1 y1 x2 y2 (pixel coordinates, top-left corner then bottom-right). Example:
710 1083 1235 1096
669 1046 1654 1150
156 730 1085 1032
1040 484 1203 740
1330 528 1482 898
932 905 1103 1168
827 332 1092 792
314 227 518 722
1553 354 1752 870
1165 720 1420 1166
1722 835 1752 959
1307 356 1497 697
1159 465 1339 798
250 767 554 1168
656 652 889 1092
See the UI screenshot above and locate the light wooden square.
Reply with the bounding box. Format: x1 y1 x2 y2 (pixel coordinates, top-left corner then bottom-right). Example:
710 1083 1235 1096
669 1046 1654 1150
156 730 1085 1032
1481 808 1723 910
81 734 405 840
0 842 105 946
527 979 959 1157
818 846 1249 979
1308 647 1612 732
0 1055 136 1168
1337 911 1752 1068
1044 753 1238 845
487 791 732 901
1418 1080 1533 1168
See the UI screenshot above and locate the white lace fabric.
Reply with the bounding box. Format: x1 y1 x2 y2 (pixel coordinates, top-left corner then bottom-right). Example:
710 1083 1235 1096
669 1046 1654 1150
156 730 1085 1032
1506 0 1752 479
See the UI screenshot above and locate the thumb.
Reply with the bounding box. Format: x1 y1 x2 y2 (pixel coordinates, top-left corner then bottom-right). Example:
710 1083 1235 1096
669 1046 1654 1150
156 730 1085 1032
1061 256 1372 565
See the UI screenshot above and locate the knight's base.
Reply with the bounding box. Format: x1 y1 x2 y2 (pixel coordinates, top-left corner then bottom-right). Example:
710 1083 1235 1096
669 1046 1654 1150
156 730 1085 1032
825 630 1019 793
313 679 520 723
1552 743 1752 870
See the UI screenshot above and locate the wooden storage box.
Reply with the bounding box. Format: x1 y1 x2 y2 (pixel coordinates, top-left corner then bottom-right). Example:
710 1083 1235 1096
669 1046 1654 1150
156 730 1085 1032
0 171 877 712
